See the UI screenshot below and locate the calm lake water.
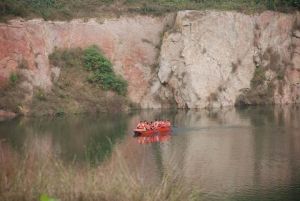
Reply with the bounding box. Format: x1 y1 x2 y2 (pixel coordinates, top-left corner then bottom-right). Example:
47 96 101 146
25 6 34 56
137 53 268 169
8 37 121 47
1 105 300 201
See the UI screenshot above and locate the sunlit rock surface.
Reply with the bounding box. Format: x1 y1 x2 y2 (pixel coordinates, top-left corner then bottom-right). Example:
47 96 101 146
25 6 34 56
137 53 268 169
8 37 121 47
153 11 300 108
0 15 174 107
1 11 300 112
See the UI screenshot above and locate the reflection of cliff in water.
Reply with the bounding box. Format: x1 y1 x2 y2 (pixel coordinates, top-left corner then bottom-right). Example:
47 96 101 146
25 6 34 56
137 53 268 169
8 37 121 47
157 106 300 194
0 114 129 164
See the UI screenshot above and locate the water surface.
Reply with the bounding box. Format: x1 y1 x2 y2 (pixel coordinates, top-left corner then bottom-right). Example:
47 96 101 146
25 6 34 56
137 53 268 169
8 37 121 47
1 106 300 201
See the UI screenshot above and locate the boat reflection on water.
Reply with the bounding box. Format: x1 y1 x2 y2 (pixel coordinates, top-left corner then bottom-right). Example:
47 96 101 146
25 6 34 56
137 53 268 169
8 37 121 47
134 132 171 144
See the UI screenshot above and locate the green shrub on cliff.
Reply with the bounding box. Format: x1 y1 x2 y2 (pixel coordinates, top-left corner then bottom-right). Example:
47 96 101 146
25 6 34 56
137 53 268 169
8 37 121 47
49 46 127 96
40 194 57 201
9 73 19 87
83 46 113 73
251 67 266 88
84 46 127 96
265 0 300 9
87 72 128 96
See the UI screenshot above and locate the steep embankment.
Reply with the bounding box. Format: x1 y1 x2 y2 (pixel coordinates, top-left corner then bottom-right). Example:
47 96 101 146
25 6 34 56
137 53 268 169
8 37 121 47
149 11 300 109
0 14 175 115
0 11 300 115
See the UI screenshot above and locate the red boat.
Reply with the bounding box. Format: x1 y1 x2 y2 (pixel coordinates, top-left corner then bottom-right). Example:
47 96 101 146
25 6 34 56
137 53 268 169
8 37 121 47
133 126 171 136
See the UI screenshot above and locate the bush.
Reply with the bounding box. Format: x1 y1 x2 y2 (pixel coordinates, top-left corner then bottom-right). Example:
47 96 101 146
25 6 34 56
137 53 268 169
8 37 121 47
83 46 113 73
0 0 26 19
49 46 128 95
9 72 19 86
0 0 69 21
84 46 128 96
251 67 266 88
266 0 300 9
35 88 47 101
49 48 83 68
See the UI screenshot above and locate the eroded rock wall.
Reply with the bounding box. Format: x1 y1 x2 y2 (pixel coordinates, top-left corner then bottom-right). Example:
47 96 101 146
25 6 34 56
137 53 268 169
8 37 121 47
1 11 300 113
152 11 300 109
0 15 175 111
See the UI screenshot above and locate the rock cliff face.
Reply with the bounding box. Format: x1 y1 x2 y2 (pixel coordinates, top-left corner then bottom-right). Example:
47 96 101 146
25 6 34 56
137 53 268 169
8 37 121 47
0 11 300 114
151 11 300 109
0 15 174 112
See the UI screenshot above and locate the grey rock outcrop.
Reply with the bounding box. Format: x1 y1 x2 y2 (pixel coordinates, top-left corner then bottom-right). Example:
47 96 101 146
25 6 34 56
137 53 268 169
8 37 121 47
146 10 300 108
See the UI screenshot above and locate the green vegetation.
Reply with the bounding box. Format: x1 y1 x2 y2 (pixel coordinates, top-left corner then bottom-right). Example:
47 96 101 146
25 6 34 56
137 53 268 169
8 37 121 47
84 46 113 73
84 115 128 165
49 48 83 69
84 46 128 96
0 0 71 21
1 0 299 21
9 72 19 86
49 46 127 96
236 66 270 105
277 69 285 80
28 46 129 116
54 109 65 116
251 66 266 88
236 45 290 106
35 88 47 101
40 194 57 201
0 71 26 113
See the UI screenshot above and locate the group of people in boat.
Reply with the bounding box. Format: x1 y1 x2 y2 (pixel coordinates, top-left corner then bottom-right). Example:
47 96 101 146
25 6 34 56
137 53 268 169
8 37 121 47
136 120 171 131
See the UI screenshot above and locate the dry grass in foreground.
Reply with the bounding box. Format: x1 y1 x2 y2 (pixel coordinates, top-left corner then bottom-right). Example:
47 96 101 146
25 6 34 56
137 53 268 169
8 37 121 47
0 137 200 201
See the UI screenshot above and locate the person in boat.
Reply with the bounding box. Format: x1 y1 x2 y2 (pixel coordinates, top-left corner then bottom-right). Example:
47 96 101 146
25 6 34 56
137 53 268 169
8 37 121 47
166 120 171 127
136 121 146 131
156 120 161 128
150 121 156 130
136 121 143 128
160 120 166 128
153 119 158 128
145 122 151 130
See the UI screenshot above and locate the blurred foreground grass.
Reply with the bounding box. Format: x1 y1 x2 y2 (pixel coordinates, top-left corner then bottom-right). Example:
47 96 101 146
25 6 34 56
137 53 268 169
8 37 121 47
0 136 200 201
